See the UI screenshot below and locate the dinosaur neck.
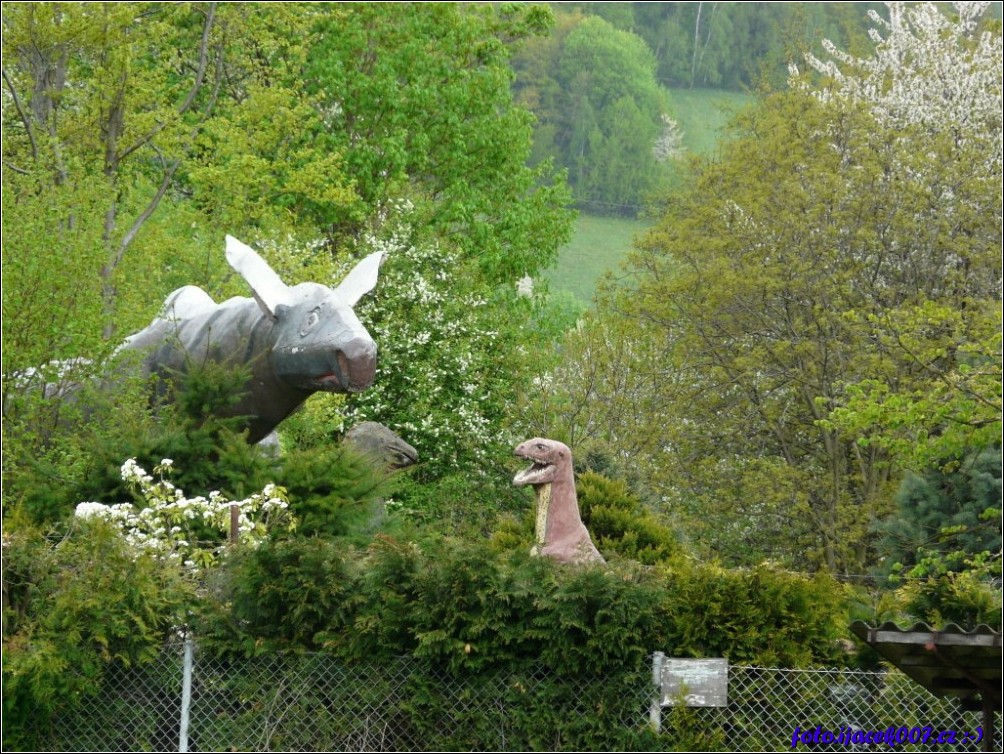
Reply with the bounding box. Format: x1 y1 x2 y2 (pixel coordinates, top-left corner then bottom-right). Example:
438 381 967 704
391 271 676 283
534 468 581 545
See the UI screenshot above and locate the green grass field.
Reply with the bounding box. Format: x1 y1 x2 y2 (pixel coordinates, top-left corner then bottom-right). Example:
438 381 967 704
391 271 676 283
544 88 751 305
670 87 752 154
542 213 648 304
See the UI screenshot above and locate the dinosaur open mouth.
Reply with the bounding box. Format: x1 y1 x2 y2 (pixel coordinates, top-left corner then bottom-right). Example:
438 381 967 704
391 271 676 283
513 455 554 486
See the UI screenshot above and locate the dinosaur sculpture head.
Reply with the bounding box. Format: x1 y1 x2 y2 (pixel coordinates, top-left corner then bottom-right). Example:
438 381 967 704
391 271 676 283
344 421 419 470
225 236 381 394
513 438 571 487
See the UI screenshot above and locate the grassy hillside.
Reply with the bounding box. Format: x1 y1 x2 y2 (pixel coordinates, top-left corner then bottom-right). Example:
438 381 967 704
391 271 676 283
542 213 648 305
544 88 751 305
670 87 753 154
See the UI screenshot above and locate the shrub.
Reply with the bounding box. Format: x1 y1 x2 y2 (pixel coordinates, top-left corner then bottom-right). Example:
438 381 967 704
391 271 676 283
200 533 847 670
2 520 193 749
576 471 681 564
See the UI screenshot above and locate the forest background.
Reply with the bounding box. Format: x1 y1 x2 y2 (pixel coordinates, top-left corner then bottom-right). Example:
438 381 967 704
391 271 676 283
2 2 1001 746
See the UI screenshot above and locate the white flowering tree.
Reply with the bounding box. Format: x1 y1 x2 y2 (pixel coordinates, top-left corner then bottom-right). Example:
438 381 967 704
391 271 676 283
790 1 1002 468
793 2 1002 166
652 114 686 163
75 458 295 572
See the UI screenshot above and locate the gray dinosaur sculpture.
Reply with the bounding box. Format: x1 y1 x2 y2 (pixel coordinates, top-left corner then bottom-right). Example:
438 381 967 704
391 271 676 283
344 421 419 470
513 437 605 565
119 236 383 443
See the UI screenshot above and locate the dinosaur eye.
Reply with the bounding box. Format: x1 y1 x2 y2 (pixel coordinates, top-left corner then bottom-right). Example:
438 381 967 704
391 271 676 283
300 308 321 336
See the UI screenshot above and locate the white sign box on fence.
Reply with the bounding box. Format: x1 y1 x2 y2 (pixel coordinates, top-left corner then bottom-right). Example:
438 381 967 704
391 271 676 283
660 658 728 707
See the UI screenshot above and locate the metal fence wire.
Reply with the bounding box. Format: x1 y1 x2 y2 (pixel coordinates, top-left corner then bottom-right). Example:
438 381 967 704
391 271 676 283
23 644 1001 752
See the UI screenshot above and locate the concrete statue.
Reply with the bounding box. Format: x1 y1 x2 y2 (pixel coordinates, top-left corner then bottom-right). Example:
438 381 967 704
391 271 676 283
513 437 604 565
119 235 383 443
344 421 419 471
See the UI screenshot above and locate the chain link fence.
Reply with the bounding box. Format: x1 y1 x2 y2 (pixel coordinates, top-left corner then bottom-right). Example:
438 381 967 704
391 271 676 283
18 643 1000 752
658 664 998 752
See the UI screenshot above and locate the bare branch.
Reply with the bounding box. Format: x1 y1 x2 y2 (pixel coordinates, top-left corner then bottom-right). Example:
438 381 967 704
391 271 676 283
3 160 30 175
177 2 217 116
117 2 217 164
118 158 180 262
2 66 38 159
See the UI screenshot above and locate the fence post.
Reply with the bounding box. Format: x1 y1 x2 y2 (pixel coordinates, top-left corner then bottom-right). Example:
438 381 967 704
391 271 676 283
650 651 665 733
178 635 194 753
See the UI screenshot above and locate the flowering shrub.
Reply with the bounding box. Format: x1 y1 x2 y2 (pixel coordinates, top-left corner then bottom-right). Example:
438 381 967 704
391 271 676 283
75 458 295 571
341 203 532 475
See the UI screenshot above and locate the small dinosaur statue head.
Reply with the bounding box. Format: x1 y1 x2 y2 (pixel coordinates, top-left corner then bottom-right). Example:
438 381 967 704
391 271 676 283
513 438 572 487
344 421 419 470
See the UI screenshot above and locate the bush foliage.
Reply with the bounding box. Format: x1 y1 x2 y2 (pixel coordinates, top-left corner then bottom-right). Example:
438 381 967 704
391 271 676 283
2 521 194 749
197 535 847 671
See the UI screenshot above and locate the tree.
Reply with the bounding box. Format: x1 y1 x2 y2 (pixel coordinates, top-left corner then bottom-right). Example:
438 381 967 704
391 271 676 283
792 1 1003 469
628 3 886 91
876 447 1001 578
304 2 570 284
555 86 999 574
513 14 670 213
796 2 1003 147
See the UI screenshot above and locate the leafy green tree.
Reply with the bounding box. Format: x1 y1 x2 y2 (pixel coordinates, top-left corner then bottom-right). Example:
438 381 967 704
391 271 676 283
304 2 570 284
546 84 998 574
513 14 670 212
333 207 579 537
627 3 885 90
339 208 532 476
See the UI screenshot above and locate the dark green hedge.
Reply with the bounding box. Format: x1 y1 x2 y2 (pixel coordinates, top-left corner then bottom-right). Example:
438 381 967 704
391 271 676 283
200 535 847 670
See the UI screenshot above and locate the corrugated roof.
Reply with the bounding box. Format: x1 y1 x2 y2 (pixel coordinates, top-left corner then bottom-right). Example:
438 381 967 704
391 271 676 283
850 621 1002 708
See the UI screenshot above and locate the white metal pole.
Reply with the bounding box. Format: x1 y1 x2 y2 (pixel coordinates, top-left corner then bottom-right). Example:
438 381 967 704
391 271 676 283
179 635 194 752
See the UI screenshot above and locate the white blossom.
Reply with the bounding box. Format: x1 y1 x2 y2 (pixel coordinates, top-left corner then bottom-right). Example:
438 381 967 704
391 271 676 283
792 2 1002 166
341 206 510 473
74 502 110 519
73 459 295 573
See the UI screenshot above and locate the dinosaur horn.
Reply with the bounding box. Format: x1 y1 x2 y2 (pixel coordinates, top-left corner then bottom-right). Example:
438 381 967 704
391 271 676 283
334 251 384 306
225 235 291 317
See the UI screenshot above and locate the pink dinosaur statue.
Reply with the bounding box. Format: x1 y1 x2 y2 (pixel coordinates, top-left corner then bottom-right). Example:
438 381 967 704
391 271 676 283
513 438 605 565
